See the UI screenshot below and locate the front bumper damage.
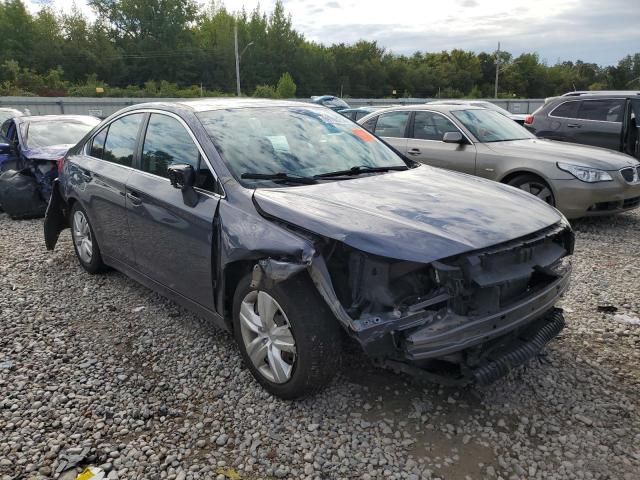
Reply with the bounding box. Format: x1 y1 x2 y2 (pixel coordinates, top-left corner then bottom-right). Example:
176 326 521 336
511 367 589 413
255 221 573 386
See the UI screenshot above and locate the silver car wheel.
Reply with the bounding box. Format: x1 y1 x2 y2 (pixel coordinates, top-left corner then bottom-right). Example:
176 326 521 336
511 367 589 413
72 210 93 264
239 291 297 384
519 181 554 205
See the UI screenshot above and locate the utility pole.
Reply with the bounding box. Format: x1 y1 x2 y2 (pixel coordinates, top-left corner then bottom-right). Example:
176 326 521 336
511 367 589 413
494 42 500 98
234 25 254 97
235 25 241 96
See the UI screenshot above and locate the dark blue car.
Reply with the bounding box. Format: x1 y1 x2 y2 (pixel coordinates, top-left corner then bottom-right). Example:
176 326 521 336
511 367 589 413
0 115 99 198
44 99 573 398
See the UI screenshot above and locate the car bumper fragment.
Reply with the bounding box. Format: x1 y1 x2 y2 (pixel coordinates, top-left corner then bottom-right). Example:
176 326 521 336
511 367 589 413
384 308 565 386
403 270 570 360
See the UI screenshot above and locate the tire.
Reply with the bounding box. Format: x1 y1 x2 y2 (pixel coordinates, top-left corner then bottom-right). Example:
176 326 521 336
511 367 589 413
507 174 556 206
232 272 342 399
70 202 105 274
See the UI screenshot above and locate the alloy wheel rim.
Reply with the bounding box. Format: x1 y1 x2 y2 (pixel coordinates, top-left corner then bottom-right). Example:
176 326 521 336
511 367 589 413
519 182 554 205
72 210 93 264
239 291 297 384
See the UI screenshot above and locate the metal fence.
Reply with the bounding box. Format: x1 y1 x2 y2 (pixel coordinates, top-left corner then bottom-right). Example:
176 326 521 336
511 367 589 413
0 96 544 118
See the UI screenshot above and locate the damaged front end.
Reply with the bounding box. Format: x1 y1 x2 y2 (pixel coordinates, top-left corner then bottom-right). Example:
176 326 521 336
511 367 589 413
257 221 574 386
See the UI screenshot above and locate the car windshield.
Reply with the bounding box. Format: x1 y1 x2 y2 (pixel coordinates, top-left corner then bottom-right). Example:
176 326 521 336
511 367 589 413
451 109 534 142
197 106 407 187
23 119 99 149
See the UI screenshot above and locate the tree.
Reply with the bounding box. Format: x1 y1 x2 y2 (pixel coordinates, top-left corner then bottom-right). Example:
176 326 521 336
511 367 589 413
276 72 296 98
253 84 276 98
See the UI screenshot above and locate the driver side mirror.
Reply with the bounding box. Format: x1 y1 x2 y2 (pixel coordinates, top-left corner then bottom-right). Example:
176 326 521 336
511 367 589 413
168 164 198 207
442 131 464 144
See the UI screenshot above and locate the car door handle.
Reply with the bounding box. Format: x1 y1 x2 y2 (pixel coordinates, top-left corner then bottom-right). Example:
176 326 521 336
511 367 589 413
126 191 142 206
408 148 421 155
567 123 582 128
80 170 92 182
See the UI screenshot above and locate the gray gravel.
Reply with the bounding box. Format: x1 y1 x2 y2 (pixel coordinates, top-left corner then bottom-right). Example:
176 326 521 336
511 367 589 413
1 210 639 480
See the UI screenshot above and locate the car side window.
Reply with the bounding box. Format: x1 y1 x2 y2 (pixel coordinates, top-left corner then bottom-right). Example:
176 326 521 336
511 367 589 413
142 113 218 193
577 99 624 122
102 113 145 167
413 111 459 141
89 128 108 159
373 111 410 138
1 120 10 138
361 116 378 132
550 101 579 119
142 114 199 177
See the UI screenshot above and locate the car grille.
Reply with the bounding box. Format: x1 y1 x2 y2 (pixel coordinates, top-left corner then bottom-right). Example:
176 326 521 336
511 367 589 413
620 166 640 183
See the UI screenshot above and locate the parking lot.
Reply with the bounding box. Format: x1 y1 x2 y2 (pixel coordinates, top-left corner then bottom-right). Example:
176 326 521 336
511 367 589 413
0 210 639 480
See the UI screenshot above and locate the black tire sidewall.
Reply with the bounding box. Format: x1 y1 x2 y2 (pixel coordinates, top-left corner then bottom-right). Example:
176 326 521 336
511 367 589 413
508 174 556 207
70 203 104 274
232 272 342 399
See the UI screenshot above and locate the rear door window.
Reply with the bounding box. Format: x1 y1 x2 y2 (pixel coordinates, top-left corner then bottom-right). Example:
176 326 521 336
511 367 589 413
550 101 579 119
577 99 624 122
373 111 410 138
102 114 145 167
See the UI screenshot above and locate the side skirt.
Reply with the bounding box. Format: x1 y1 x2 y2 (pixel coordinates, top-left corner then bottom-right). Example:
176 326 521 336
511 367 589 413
103 255 228 332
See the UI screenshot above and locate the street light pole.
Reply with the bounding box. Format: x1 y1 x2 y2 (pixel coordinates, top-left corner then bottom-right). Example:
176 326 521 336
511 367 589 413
234 25 254 97
235 25 241 96
494 41 500 98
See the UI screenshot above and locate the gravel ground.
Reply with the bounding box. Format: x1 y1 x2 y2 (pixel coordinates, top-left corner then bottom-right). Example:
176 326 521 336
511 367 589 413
1 210 639 480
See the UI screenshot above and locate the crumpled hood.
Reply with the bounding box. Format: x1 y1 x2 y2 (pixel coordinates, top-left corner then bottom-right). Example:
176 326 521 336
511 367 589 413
486 139 639 170
253 167 563 263
23 144 74 161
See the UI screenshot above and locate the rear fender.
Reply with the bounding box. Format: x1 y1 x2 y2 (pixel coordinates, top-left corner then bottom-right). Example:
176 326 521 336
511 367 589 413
44 179 68 250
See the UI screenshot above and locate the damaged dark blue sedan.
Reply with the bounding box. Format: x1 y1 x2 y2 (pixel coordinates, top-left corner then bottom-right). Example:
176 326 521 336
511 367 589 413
44 99 574 399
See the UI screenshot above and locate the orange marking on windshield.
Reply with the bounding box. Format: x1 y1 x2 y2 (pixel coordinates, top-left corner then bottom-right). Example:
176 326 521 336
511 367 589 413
352 128 374 142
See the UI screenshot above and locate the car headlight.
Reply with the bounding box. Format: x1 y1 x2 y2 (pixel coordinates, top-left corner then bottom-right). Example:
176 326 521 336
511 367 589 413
557 162 612 183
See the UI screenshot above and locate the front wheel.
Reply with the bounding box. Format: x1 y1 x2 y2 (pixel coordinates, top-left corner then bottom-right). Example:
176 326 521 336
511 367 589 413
232 272 342 399
507 174 556 206
70 202 105 274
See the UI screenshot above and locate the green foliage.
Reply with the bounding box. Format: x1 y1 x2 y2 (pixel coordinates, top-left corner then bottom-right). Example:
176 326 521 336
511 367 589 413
0 0 637 98
253 84 277 98
276 72 296 98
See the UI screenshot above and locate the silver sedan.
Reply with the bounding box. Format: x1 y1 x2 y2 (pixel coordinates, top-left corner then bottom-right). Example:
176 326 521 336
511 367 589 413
359 104 640 219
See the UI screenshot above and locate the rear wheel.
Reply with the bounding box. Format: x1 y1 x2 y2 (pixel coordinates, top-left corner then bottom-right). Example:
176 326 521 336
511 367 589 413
232 272 342 399
507 174 555 206
70 202 105 274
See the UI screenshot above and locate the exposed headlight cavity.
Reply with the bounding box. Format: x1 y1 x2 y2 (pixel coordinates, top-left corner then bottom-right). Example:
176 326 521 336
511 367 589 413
557 162 613 183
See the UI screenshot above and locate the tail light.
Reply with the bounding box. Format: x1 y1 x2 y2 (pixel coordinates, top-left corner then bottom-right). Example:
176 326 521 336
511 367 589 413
56 157 65 173
524 115 534 125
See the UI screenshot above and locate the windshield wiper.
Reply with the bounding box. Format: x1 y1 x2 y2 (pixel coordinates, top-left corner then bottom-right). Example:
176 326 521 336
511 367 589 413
314 165 408 179
241 172 317 185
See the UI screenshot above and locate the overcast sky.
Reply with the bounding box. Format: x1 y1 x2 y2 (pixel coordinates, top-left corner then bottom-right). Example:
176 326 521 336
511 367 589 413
27 0 639 66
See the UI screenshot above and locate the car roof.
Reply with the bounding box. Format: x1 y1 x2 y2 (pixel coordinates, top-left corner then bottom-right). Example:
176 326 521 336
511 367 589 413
561 90 640 97
368 104 485 113
339 106 384 112
15 114 100 124
119 98 331 114
429 100 489 105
